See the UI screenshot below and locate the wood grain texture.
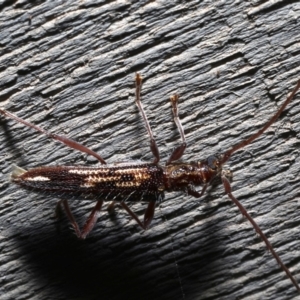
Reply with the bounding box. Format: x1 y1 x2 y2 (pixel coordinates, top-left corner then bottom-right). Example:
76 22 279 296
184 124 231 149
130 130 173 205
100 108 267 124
0 1 300 299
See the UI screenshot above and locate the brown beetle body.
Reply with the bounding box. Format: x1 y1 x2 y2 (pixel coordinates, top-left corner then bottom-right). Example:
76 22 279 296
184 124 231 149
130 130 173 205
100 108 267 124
11 156 221 201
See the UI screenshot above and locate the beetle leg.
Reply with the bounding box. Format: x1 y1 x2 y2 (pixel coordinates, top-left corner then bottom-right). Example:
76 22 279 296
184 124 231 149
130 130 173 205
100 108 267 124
120 201 156 230
187 184 207 198
57 199 103 239
135 73 160 164
167 94 187 164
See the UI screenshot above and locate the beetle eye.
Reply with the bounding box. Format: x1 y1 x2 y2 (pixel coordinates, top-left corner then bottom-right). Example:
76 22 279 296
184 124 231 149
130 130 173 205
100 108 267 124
207 155 220 170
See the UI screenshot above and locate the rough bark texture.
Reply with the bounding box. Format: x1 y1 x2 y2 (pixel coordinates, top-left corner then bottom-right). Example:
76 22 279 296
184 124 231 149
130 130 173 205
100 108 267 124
0 1 300 299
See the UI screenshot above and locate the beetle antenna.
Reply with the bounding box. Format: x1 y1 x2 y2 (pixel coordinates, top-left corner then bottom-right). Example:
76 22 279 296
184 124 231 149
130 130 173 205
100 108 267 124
221 80 300 164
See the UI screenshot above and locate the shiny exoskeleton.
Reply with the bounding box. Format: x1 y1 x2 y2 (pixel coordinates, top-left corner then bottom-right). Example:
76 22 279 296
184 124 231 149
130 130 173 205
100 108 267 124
1 74 300 291
12 157 221 200
12 164 165 201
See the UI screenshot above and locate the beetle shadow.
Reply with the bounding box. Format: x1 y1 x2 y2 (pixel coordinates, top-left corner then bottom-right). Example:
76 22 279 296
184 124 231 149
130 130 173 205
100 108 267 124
10 224 162 299
8 200 225 300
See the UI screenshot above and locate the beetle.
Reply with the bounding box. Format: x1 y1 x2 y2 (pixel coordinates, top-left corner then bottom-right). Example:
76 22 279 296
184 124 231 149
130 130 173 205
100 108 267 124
1 74 300 290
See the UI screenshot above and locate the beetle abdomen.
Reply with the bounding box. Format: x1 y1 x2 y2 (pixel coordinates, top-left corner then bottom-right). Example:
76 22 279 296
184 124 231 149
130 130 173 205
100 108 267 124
11 163 165 201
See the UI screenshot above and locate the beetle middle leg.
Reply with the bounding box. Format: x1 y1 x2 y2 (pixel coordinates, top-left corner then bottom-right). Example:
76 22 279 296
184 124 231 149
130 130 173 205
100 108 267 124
56 199 103 239
107 199 156 230
120 201 156 230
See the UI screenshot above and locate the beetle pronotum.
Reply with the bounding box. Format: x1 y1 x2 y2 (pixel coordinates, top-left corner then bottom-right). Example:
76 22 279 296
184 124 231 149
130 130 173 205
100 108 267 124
0 74 300 291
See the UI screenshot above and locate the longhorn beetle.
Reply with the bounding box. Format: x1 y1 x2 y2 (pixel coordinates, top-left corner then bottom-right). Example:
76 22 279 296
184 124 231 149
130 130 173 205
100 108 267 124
0 74 300 291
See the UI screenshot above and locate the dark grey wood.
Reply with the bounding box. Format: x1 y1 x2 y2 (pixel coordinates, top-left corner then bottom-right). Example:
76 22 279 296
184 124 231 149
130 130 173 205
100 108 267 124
0 1 300 299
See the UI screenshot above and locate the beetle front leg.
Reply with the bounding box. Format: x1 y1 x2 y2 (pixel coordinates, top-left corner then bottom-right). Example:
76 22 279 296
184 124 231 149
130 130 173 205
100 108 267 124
167 94 187 164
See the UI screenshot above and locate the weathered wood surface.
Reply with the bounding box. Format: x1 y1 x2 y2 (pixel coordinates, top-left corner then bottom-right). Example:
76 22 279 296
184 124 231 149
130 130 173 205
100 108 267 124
0 1 300 299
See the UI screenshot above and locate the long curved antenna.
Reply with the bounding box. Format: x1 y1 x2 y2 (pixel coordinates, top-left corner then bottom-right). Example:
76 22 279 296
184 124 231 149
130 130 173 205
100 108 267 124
221 80 300 164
